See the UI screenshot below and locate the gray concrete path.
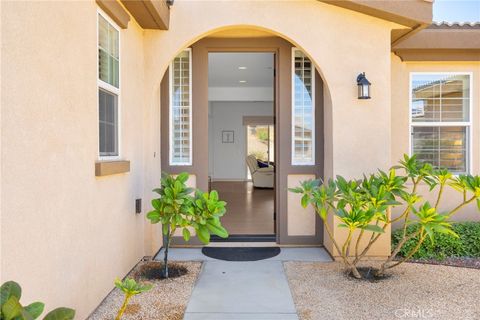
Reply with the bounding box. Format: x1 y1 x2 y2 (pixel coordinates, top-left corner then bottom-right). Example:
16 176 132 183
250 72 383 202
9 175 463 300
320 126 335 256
174 247 331 320
183 260 298 320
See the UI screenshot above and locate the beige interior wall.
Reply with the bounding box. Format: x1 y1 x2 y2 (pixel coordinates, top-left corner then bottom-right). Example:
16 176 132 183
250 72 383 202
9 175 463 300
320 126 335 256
0 1 162 318
391 55 480 226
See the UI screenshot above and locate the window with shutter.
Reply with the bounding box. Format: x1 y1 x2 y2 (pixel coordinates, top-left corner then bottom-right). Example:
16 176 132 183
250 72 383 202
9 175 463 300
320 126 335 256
292 48 315 165
169 49 192 165
410 73 472 174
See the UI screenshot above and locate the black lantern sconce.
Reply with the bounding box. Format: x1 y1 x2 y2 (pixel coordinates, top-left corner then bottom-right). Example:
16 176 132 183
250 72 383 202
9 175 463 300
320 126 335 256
357 72 371 99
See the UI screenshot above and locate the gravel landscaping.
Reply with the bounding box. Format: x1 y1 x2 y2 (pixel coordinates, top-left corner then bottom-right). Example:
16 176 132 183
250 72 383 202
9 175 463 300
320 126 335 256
404 257 480 269
285 261 480 320
88 261 201 320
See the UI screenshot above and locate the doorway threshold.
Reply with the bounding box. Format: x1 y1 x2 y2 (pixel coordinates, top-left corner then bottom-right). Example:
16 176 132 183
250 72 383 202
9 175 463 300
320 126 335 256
210 234 276 243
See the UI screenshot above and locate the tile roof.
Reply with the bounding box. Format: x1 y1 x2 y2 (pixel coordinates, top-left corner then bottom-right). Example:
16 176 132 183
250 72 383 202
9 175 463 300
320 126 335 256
428 22 480 29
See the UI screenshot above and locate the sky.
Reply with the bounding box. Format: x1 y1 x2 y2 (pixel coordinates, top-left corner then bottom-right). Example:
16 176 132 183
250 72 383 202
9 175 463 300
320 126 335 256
433 0 480 22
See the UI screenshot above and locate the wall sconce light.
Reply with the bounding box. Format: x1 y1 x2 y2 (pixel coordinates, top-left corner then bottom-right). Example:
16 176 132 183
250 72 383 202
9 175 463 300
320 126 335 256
357 72 371 99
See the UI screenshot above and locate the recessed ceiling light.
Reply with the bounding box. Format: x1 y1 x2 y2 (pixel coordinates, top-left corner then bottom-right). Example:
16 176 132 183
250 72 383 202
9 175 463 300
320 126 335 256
239 80 247 83
238 66 247 70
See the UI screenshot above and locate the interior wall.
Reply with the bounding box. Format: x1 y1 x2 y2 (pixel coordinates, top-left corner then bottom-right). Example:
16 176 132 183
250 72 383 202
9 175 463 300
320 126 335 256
208 101 273 180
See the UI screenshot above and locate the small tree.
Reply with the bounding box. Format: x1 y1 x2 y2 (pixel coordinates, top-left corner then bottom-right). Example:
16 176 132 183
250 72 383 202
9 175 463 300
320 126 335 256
290 154 480 279
114 278 152 320
0 281 75 320
146 172 228 278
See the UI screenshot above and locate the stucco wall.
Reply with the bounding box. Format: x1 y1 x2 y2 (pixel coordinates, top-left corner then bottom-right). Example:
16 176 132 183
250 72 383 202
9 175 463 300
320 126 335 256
391 54 480 226
143 0 400 256
0 1 161 318
0 0 409 316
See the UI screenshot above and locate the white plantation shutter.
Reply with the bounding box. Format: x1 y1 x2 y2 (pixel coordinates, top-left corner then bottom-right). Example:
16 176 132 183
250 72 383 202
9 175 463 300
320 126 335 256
169 49 192 165
410 73 471 173
292 48 315 165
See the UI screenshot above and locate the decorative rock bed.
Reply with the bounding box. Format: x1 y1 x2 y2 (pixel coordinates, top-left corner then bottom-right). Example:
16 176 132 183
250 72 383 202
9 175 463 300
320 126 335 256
88 261 201 320
285 261 480 320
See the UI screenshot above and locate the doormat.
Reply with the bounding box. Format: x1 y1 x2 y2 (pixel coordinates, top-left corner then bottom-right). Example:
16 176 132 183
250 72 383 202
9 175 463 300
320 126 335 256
201 247 281 261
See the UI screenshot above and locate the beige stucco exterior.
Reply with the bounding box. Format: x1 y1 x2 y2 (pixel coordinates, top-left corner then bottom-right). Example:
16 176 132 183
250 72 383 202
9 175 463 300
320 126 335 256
1 0 479 318
1 1 158 317
391 56 480 225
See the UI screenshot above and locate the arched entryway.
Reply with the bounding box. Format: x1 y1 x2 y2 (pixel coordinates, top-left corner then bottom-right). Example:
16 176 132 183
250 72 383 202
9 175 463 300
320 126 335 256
156 27 327 245
143 0 394 255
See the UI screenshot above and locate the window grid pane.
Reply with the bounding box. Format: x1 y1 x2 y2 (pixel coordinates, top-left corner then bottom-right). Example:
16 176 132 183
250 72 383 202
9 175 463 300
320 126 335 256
412 74 470 122
98 14 119 88
99 89 118 157
170 50 191 165
411 73 470 173
292 49 314 165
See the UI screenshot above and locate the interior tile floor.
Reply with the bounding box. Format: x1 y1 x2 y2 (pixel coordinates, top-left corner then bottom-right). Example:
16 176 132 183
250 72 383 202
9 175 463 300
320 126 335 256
211 181 274 235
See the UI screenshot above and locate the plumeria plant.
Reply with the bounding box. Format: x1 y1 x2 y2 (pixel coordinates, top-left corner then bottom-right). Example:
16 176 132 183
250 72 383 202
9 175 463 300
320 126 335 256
114 278 152 320
146 172 228 278
290 154 480 279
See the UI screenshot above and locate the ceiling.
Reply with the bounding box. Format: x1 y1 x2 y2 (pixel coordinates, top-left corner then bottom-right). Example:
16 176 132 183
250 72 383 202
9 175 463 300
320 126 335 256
208 52 274 87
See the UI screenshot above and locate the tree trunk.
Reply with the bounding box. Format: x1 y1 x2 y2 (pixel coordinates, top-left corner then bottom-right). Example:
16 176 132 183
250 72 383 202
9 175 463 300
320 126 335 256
163 225 170 278
115 294 131 320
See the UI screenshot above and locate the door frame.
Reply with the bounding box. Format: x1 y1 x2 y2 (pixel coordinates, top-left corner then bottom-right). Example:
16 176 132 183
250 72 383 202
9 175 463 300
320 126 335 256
207 48 278 239
161 37 324 246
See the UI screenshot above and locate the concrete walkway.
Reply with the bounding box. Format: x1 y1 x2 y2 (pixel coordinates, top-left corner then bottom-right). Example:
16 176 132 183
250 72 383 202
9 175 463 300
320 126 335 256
156 247 331 320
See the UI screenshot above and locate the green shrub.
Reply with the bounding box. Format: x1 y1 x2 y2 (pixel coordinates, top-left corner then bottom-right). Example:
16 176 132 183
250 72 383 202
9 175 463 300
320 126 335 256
392 222 480 260
0 281 75 320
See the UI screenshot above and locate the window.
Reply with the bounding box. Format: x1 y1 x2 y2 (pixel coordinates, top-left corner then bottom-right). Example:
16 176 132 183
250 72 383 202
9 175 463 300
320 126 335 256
98 14 119 88
292 48 315 165
246 124 274 179
99 89 118 156
410 73 471 174
98 11 120 158
169 49 192 165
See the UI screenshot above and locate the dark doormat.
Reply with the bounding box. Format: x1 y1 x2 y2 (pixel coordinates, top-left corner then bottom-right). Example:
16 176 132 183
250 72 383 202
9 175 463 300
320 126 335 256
201 247 281 261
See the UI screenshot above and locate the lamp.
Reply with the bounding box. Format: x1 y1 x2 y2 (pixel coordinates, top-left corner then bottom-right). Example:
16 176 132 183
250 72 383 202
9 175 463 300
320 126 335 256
357 72 371 99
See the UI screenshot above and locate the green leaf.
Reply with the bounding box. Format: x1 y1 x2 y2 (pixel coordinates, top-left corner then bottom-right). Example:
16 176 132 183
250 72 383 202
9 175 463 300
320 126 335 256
182 228 191 241
177 172 189 183
301 194 309 208
362 224 385 233
2 296 22 320
24 302 45 319
197 225 210 244
1 281 21 307
146 210 160 224
206 221 228 238
288 187 303 194
476 198 480 211
42 307 75 320
151 198 161 210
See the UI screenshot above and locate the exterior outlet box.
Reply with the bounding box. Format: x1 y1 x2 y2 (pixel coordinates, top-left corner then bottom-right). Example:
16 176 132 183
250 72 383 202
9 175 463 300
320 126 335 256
135 199 142 214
